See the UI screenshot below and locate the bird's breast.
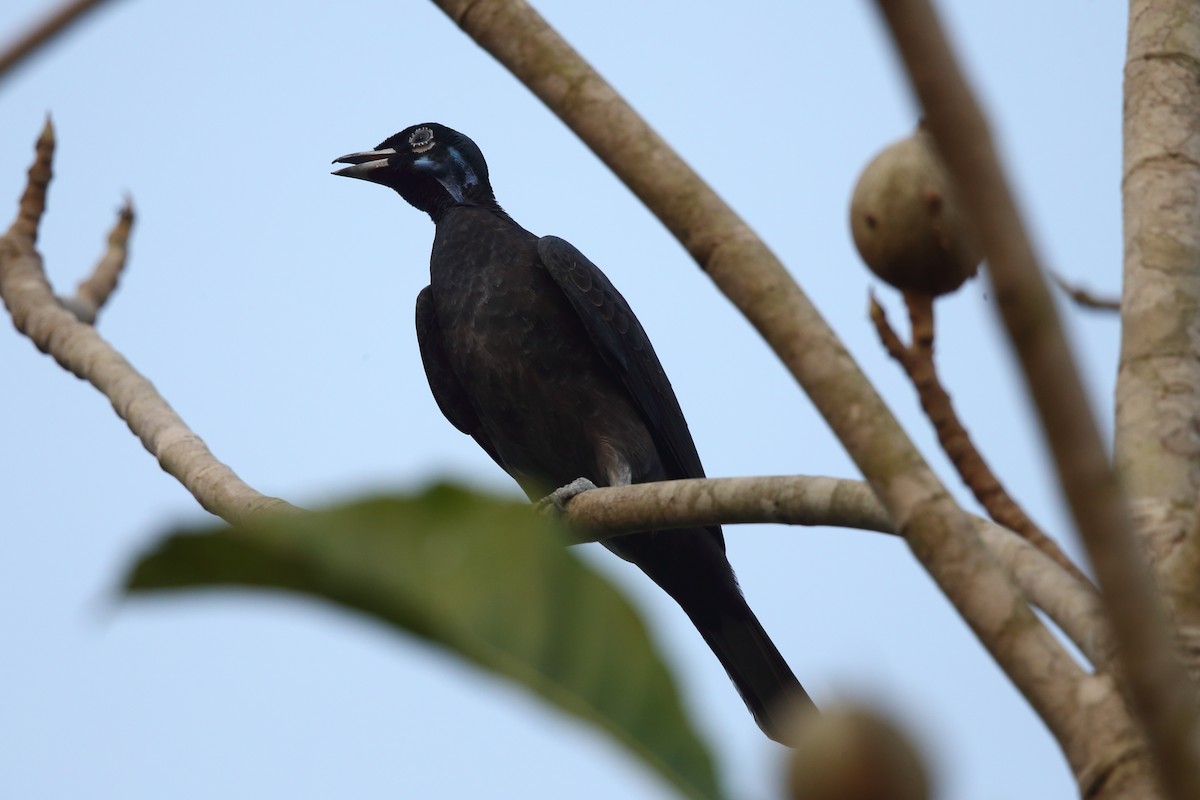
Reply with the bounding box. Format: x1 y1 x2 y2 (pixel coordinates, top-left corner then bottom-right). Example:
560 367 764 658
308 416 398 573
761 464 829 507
432 245 595 406
427 219 655 489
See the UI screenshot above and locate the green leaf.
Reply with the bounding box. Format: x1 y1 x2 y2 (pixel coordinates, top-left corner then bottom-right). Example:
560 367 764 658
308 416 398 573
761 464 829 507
124 483 723 800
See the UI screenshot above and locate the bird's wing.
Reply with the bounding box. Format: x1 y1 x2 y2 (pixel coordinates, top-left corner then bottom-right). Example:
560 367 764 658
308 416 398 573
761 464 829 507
537 235 706 480
415 285 506 469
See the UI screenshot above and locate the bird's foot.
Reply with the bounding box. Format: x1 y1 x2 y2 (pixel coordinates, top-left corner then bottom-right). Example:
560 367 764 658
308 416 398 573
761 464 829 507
535 477 598 516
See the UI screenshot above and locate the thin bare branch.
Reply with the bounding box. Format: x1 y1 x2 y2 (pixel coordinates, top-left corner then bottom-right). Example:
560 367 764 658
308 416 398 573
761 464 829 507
59 197 132 324
1050 271 1120 312
873 1 1200 797
904 291 934 354
0 0 118 84
0 126 292 526
7 116 54 243
870 293 1094 590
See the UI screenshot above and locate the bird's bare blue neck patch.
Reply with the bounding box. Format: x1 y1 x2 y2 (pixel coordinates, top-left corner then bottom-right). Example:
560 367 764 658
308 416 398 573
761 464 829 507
415 145 478 204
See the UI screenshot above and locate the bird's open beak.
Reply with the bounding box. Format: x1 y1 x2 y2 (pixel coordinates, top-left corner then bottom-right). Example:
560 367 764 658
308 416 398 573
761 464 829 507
331 147 398 180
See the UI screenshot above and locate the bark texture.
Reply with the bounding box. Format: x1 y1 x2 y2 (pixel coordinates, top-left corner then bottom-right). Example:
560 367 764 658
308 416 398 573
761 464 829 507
1119 0 1200 665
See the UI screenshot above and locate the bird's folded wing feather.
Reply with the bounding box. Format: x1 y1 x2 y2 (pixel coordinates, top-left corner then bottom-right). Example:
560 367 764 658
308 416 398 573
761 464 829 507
537 235 706 482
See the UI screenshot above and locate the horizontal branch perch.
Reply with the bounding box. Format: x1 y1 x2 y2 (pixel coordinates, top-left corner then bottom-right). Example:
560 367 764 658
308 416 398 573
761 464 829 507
562 476 1112 670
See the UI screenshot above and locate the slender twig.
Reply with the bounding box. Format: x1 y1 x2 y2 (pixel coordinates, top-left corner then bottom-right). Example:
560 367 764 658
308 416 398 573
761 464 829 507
7 117 54 242
1050 271 1119 312
0 0 119 84
870 293 1094 590
0 122 293 525
58 197 132 324
874 1 1200 798
904 291 934 355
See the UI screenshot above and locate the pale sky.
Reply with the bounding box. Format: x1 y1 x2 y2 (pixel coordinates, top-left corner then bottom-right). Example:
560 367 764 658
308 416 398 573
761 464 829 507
0 2 1124 798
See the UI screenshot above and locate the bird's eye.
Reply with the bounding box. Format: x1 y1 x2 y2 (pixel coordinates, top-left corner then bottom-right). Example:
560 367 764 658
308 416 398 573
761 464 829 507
409 127 435 153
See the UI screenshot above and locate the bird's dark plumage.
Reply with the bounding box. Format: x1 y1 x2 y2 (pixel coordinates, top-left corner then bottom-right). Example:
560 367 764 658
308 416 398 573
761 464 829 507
334 123 813 742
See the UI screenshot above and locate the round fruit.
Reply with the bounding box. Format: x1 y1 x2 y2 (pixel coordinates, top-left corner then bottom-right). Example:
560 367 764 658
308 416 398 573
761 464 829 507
787 705 930 800
850 128 981 296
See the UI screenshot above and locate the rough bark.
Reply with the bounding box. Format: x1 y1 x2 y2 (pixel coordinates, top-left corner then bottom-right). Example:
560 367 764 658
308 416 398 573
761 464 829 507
1119 0 1200 675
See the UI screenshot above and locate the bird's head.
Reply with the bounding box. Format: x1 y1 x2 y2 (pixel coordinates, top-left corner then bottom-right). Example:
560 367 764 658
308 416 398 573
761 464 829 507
332 123 495 221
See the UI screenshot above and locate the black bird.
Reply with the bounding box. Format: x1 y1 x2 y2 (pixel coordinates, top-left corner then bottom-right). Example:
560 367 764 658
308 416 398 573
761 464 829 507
333 123 813 742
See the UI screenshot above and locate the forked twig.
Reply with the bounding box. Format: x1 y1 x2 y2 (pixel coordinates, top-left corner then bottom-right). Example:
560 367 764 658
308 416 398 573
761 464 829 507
59 198 133 324
0 121 293 525
1050 271 1120 312
870 292 1094 591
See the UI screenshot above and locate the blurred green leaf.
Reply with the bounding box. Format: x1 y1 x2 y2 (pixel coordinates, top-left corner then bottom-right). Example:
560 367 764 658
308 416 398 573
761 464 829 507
124 483 723 800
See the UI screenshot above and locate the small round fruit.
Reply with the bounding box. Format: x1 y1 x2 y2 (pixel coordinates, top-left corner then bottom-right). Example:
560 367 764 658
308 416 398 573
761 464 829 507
850 128 981 296
787 705 930 800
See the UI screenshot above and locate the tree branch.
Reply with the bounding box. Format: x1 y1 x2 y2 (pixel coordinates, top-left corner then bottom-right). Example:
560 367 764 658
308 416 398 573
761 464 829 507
428 0 1135 782
57 196 132 324
0 0 119 85
1050 271 1120 313
0 121 293 526
873 1 1200 798
562 474 1114 670
1118 0 1200 682
8 117 54 242
870 294 1093 589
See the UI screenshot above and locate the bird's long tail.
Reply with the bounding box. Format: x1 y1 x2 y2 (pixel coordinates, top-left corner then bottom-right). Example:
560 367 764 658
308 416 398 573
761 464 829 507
684 594 814 745
605 525 814 744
